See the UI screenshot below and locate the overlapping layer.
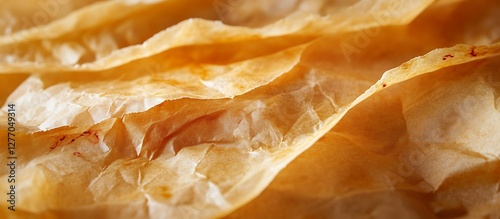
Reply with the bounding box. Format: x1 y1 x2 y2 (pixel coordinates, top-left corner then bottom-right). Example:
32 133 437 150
0 0 499 218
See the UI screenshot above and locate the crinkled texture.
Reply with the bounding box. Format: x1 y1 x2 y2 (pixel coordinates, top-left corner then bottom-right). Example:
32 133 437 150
0 0 216 69
0 0 433 72
1 41 499 219
3 43 309 130
0 0 500 219
226 54 500 219
0 59 371 218
6 0 499 131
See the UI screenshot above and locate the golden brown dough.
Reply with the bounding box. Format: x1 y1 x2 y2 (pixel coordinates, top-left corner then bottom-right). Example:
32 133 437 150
0 0 499 218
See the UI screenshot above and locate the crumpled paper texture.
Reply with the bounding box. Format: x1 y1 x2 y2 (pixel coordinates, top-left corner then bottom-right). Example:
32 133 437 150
226 54 500 219
0 0 432 72
1 0 500 218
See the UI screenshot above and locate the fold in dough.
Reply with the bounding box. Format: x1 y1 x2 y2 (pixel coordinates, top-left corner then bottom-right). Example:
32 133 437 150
0 0 499 219
1 40 498 218
3 43 309 131
0 0 433 72
227 53 500 219
4 0 498 131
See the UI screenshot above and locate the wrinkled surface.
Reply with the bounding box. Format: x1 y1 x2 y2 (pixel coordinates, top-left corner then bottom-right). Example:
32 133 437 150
4 43 309 131
0 0 432 72
0 0 500 219
226 54 500 219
